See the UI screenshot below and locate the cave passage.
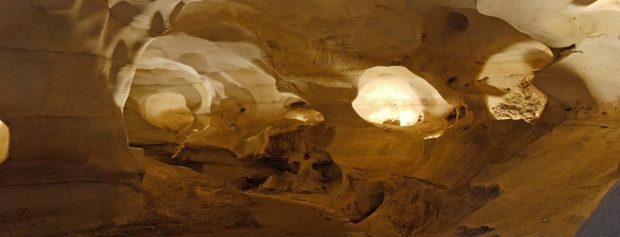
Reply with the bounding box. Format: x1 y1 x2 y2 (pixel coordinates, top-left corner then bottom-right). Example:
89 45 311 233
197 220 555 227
2 1 620 237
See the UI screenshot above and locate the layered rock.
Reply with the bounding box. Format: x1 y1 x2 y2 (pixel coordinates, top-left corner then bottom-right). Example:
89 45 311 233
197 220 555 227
2 0 620 236
0 1 248 236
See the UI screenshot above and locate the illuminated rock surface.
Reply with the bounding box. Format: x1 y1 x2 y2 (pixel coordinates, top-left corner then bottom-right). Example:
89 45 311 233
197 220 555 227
1 0 620 236
352 66 454 130
0 120 8 165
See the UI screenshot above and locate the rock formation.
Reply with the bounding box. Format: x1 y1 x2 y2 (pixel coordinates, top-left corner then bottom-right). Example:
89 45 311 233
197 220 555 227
1 0 619 236
0 120 8 164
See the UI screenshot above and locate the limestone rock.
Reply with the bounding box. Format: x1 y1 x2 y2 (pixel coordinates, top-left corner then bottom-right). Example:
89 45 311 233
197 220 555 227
0 120 8 165
3 0 620 236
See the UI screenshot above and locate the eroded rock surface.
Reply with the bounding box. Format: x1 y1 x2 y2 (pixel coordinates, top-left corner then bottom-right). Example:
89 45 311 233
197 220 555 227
2 0 620 236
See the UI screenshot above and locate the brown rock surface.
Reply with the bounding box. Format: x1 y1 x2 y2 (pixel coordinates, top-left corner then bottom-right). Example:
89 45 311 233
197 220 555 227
2 0 620 236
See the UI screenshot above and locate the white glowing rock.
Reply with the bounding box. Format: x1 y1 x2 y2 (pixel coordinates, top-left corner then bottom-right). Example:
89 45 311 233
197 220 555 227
283 109 325 123
126 33 311 146
535 34 620 107
352 66 453 127
0 120 8 164
478 0 620 113
143 33 290 106
134 55 226 114
138 92 194 132
478 0 620 47
478 40 552 122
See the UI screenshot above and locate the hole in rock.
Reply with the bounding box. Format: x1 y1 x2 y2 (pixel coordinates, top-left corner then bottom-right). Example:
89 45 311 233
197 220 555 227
352 66 454 129
446 12 469 32
572 0 598 6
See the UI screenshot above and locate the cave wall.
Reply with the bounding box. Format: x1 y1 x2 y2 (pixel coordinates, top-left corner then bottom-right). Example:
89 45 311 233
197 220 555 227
1 0 620 236
0 0 188 235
